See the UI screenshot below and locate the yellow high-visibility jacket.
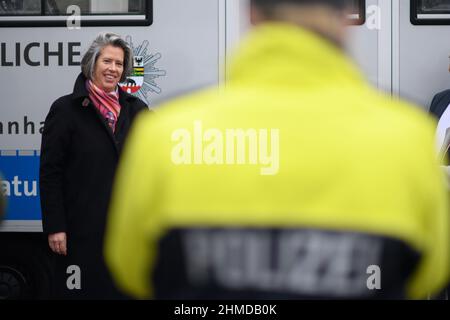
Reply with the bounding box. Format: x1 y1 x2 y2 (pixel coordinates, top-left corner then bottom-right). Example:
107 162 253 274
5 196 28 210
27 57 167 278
105 23 449 300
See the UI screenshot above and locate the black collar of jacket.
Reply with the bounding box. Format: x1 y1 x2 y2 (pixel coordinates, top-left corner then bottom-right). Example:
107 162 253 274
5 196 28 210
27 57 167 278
71 72 138 107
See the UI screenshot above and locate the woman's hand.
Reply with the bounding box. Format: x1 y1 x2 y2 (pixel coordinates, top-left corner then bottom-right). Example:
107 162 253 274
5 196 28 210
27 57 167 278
48 232 67 256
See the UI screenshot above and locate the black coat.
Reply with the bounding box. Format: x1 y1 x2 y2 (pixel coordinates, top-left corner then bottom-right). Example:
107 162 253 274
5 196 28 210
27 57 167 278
429 89 450 119
39 73 148 299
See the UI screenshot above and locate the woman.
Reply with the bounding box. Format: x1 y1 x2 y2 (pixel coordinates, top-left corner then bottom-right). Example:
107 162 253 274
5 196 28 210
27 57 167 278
39 32 148 299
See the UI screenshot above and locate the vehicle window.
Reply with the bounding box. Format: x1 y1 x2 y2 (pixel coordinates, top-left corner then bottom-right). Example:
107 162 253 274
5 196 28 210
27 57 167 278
412 0 450 25
0 0 150 26
347 0 366 25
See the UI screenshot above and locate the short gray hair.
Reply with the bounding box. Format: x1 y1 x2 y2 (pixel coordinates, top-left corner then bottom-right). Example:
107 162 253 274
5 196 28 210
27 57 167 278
81 32 133 83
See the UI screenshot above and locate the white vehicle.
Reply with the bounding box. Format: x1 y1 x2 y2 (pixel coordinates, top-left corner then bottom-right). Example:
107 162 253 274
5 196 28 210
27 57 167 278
1 0 449 299
0 0 248 299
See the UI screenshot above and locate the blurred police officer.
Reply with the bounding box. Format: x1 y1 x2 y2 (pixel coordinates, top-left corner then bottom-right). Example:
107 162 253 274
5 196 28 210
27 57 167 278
105 0 449 300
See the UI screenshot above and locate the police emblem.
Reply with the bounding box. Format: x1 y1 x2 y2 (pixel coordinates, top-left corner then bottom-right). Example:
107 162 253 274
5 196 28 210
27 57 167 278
119 37 166 105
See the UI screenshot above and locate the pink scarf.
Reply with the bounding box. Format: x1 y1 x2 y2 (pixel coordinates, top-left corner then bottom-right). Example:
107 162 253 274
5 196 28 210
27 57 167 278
86 80 121 133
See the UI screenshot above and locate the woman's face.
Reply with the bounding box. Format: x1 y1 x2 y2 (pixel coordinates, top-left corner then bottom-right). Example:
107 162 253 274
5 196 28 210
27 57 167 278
92 45 125 92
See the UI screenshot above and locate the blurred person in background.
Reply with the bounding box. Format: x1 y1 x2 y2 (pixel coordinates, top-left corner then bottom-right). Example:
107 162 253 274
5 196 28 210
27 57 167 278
428 56 450 300
429 58 450 162
39 32 148 299
105 0 449 300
